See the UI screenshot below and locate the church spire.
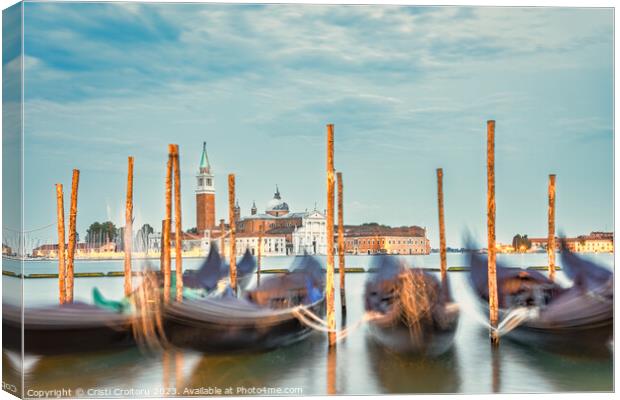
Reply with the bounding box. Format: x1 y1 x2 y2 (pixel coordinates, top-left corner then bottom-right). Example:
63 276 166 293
199 141 210 173
274 185 281 200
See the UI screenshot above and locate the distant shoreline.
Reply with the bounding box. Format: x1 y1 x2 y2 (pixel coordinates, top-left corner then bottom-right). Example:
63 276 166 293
2 249 613 263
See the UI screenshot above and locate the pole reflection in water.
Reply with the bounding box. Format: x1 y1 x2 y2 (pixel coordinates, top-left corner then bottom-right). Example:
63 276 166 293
365 336 462 394
21 348 144 393
327 346 337 395
491 346 501 393
175 351 184 393
162 350 171 395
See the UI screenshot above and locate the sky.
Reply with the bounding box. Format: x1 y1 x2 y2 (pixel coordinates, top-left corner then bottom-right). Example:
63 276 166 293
4 3 613 249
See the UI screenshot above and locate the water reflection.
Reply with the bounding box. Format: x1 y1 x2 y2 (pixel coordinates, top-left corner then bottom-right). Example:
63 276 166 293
326 347 336 394
491 346 501 393
4 268 614 395
514 345 613 392
2 351 23 396
364 336 461 394
22 348 147 392
184 336 320 395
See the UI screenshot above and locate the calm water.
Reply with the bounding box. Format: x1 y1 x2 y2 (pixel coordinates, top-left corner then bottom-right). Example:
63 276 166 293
2 253 614 396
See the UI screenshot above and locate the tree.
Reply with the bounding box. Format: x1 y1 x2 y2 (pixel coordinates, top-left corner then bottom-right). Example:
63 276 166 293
139 223 154 237
136 223 155 254
85 221 118 246
512 234 531 252
187 227 199 235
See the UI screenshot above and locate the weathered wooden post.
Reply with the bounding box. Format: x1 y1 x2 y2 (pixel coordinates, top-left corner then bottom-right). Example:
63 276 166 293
228 174 237 294
219 219 225 260
257 225 263 287
172 145 184 302
66 169 80 303
163 146 173 304
124 157 134 297
548 174 556 280
436 168 447 283
160 219 165 267
326 124 336 346
337 172 346 312
55 184 66 304
487 120 499 345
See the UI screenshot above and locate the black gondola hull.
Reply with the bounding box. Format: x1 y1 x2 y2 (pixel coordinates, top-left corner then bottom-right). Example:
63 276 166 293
163 298 325 353
2 303 134 355
477 301 613 357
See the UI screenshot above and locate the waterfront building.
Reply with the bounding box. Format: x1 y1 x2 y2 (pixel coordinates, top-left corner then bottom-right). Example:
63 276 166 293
2 244 13 256
32 243 96 258
223 233 287 257
343 225 430 255
528 231 613 253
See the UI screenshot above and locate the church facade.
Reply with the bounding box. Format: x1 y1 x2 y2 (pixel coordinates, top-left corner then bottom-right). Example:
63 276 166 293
235 188 328 255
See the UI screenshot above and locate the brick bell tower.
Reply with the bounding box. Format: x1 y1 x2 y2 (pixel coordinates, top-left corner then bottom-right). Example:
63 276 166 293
196 142 215 233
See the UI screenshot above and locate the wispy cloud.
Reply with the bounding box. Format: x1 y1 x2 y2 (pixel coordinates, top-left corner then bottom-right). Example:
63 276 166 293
20 4 613 246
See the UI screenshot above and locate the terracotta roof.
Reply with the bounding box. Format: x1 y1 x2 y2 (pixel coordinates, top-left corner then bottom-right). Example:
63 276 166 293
344 225 426 238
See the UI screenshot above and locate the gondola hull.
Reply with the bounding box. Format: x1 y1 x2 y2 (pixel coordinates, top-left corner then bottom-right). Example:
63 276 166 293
163 297 325 353
367 306 459 357
472 299 613 357
2 303 134 355
468 249 613 357
499 320 612 357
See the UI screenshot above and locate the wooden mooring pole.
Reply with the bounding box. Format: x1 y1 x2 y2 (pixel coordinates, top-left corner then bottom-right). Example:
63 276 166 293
326 124 336 346
257 225 263 287
337 171 346 312
55 184 66 304
548 174 556 281
228 174 237 294
160 219 165 268
163 146 173 304
486 120 499 345
172 145 183 302
219 219 225 260
436 168 447 284
66 169 80 303
124 157 134 297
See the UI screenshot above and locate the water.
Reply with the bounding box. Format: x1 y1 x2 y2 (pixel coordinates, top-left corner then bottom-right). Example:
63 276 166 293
2 253 613 395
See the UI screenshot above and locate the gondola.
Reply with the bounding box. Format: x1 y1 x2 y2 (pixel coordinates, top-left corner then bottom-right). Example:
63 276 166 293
163 254 325 353
364 256 459 357
183 245 256 292
2 301 134 355
467 243 612 356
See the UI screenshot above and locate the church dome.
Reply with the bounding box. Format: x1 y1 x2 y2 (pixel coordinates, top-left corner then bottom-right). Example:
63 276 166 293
266 186 289 213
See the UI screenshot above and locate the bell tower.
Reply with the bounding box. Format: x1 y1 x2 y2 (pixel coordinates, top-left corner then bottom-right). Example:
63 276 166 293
196 142 215 233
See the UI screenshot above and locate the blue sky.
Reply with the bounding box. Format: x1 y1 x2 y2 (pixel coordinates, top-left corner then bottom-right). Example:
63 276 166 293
9 3 614 248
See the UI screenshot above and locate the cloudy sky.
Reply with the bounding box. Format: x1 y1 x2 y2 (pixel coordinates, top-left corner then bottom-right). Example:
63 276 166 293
7 3 614 248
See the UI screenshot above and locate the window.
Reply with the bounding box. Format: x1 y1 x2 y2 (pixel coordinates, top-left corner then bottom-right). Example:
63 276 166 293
198 178 204 186
207 178 212 186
